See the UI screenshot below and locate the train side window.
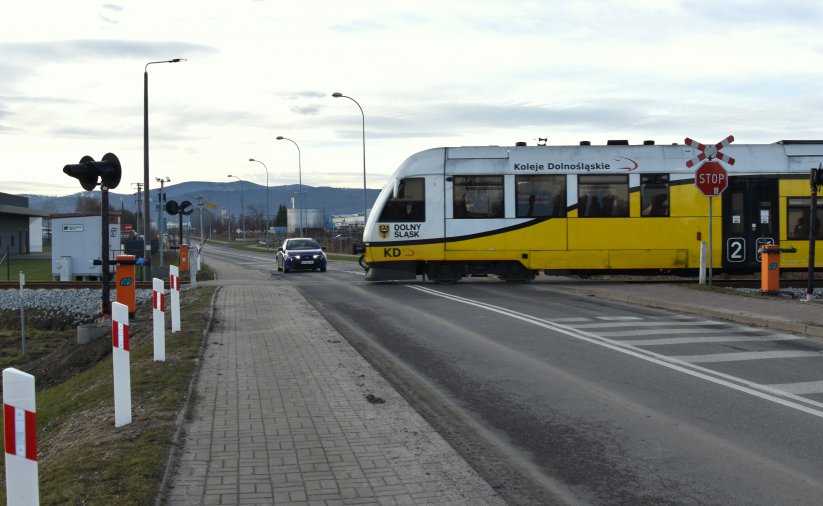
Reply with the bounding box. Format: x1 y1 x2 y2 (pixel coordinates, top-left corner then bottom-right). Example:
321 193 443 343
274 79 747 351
378 177 426 222
578 175 629 217
787 198 823 240
640 174 670 217
515 175 566 218
453 175 504 219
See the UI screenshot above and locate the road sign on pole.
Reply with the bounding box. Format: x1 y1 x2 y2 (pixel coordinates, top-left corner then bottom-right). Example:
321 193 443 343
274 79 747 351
694 161 729 196
685 135 736 287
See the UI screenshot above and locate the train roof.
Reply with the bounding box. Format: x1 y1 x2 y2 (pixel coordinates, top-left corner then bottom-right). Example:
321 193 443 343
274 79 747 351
391 140 823 178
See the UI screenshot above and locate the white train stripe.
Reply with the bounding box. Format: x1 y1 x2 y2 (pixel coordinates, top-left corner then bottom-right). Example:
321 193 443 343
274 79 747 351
673 350 823 363
621 334 802 346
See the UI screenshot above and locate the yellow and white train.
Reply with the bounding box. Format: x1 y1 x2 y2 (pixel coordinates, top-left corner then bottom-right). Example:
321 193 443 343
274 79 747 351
356 140 823 282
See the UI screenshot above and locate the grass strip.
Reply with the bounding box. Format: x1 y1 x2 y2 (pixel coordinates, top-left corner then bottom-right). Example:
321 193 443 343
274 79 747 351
0 281 216 504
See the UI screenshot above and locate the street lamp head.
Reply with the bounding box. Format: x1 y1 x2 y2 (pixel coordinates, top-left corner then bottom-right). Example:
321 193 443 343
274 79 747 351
227 174 234 178
171 58 187 63
248 158 255 162
332 92 343 98
276 136 284 140
155 176 170 183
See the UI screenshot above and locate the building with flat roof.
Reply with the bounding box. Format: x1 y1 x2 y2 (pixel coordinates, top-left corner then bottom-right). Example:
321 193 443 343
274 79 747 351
0 192 52 255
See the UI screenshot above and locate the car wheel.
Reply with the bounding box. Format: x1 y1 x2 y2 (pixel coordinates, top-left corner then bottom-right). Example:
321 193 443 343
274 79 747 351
320 267 326 272
284 267 290 273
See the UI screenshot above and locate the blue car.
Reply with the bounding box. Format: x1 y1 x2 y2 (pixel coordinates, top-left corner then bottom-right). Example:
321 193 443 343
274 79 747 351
276 238 327 273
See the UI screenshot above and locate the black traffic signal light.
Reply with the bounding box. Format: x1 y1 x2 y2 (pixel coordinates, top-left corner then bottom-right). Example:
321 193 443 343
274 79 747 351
812 164 823 188
165 200 193 216
63 153 122 191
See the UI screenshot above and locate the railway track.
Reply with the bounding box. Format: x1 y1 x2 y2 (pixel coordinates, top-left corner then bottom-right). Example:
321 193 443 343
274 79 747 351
0 277 818 290
0 280 161 290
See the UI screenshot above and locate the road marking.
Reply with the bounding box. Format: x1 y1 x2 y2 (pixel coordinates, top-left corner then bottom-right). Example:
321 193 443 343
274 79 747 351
766 381 823 395
595 316 643 321
409 285 823 420
550 317 592 323
672 350 823 363
594 327 760 337
572 320 727 329
621 334 801 346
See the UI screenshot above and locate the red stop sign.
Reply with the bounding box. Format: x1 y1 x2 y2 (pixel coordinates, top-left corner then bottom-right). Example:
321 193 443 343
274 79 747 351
694 161 728 196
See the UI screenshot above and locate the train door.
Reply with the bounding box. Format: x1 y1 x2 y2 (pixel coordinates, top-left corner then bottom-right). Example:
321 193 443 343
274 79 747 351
722 177 779 271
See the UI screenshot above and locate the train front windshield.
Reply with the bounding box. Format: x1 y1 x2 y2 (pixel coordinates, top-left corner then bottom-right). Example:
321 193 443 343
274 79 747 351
377 178 426 223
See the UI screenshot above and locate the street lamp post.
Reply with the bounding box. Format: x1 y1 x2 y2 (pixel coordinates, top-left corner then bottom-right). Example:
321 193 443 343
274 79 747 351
227 175 245 241
223 184 232 241
144 58 185 280
331 92 367 225
155 176 170 267
275 136 303 236
249 158 270 247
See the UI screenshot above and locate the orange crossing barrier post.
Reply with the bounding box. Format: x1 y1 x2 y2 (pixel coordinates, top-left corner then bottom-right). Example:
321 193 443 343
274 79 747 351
115 254 136 316
759 244 797 294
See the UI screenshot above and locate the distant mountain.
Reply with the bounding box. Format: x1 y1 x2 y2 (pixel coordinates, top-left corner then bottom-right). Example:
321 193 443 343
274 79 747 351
23 182 381 218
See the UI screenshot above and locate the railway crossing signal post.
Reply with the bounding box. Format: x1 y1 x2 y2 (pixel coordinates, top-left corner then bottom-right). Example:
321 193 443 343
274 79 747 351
63 153 123 318
686 136 735 286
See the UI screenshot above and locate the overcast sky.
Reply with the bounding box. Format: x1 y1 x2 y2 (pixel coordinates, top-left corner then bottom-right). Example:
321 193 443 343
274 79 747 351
3 0 823 197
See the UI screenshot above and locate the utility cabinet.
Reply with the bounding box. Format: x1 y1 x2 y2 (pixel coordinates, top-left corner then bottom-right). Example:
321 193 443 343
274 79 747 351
51 213 121 280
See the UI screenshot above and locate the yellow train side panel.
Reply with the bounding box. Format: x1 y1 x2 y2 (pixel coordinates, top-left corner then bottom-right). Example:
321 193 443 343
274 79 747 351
446 219 568 252
364 242 445 264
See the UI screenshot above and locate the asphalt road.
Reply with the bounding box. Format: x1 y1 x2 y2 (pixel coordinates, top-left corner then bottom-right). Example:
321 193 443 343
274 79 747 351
205 244 823 505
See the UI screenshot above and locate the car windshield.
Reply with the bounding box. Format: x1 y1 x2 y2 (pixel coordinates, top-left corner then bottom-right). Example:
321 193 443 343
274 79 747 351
287 239 320 250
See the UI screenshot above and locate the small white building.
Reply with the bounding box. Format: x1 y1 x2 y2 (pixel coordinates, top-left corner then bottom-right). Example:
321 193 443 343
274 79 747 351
287 208 325 234
51 213 121 280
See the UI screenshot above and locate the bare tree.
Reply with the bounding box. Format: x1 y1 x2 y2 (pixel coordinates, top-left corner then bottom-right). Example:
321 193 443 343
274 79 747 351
75 195 101 213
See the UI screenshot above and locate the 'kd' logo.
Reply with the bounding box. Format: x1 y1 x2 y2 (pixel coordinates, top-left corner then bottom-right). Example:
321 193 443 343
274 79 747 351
120 278 133 286
378 224 390 239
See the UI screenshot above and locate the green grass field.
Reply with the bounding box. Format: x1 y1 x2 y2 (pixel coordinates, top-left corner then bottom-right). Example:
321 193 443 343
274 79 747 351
0 257 53 281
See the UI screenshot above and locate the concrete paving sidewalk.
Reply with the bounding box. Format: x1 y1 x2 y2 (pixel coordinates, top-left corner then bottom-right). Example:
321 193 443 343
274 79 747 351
162 258 504 506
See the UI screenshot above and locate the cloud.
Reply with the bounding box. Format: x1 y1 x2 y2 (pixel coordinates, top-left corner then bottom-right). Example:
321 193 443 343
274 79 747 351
99 3 124 25
290 105 321 116
330 19 387 33
0 39 217 63
283 91 327 100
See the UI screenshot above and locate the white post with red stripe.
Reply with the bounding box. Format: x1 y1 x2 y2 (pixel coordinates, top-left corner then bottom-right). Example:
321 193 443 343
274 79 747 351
170 265 181 333
3 367 39 505
111 302 131 427
152 278 166 362
189 248 198 289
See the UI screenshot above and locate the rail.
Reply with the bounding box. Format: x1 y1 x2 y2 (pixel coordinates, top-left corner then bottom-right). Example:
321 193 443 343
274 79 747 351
0 280 163 290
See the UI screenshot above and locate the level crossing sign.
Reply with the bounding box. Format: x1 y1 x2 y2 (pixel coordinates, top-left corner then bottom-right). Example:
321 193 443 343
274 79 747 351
685 135 736 287
694 161 728 196
685 135 735 196
685 135 736 168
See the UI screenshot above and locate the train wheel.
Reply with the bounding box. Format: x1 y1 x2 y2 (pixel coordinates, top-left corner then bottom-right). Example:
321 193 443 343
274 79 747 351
427 263 460 284
500 263 535 282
